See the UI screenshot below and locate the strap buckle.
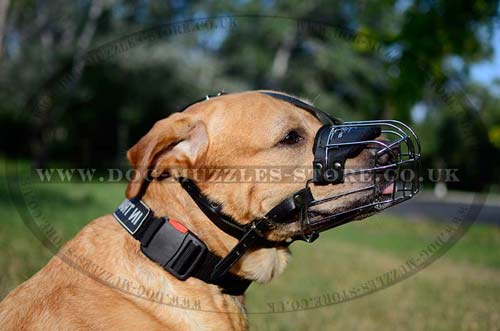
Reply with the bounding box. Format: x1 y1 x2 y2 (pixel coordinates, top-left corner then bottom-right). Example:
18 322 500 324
140 218 207 280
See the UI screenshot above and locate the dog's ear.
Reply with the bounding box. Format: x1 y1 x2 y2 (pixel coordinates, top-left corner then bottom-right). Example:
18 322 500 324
125 113 208 198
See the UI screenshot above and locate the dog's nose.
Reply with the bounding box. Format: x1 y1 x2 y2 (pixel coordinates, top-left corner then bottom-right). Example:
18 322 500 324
376 140 400 166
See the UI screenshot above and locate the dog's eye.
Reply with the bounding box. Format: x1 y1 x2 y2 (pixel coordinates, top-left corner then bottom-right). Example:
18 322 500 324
279 130 304 145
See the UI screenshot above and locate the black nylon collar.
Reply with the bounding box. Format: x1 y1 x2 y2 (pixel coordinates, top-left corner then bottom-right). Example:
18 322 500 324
113 198 251 295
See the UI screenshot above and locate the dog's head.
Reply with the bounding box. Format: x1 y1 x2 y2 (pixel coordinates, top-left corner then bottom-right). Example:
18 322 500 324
126 91 418 281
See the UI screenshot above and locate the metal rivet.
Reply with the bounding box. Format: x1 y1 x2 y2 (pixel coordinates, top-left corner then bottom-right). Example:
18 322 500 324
334 162 342 169
294 194 303 206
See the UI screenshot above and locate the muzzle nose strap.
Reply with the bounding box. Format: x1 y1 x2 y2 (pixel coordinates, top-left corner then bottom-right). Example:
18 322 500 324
313 125 381 184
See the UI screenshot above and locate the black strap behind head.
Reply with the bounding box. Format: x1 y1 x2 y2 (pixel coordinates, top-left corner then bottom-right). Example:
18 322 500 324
258 91 343 125
179 90 342 126
177 91 227 112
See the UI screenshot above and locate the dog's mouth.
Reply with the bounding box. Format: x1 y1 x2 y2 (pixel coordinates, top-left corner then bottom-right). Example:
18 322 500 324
308 196 372 222
302 180 396 230
381 182 395 195
268 189 380 241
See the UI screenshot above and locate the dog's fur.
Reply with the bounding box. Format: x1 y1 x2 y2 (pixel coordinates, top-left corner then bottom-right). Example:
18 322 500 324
0 91 377 330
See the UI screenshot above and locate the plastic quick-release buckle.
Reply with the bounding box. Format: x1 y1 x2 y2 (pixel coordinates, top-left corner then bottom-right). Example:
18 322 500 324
140 218 207 280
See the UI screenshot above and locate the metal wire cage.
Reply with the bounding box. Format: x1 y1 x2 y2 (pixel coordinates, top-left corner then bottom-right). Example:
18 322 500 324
301 119 421 240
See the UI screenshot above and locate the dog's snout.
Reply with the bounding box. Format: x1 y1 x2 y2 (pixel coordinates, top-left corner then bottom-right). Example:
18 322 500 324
376 140 400 166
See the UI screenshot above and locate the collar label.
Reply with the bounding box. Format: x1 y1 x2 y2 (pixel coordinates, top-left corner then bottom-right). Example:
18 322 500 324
113 198 151 234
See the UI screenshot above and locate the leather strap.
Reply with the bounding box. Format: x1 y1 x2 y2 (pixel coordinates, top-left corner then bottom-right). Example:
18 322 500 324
259 91 343 125
177 178 315 279
179 177 314 235
179 91 343 126
179 177 248 239
265 187 313 223
312 124 381 184
211 219 271 280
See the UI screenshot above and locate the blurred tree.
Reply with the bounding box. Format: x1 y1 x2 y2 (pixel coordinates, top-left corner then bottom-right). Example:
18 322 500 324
0 0 8 59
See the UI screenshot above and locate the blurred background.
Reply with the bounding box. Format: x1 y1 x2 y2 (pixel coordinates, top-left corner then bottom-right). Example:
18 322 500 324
1 1 500 330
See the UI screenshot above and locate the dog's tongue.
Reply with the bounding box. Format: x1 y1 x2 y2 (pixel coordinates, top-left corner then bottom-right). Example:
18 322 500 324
382 183 394 195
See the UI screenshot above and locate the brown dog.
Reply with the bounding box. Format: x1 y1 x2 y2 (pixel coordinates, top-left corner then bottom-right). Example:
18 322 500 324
0 91 382 330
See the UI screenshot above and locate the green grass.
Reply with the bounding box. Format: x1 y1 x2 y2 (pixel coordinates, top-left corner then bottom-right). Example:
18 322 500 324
1 160 500 330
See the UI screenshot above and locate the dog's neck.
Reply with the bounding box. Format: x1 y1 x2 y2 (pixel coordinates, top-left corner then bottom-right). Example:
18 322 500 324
137 180 290 283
